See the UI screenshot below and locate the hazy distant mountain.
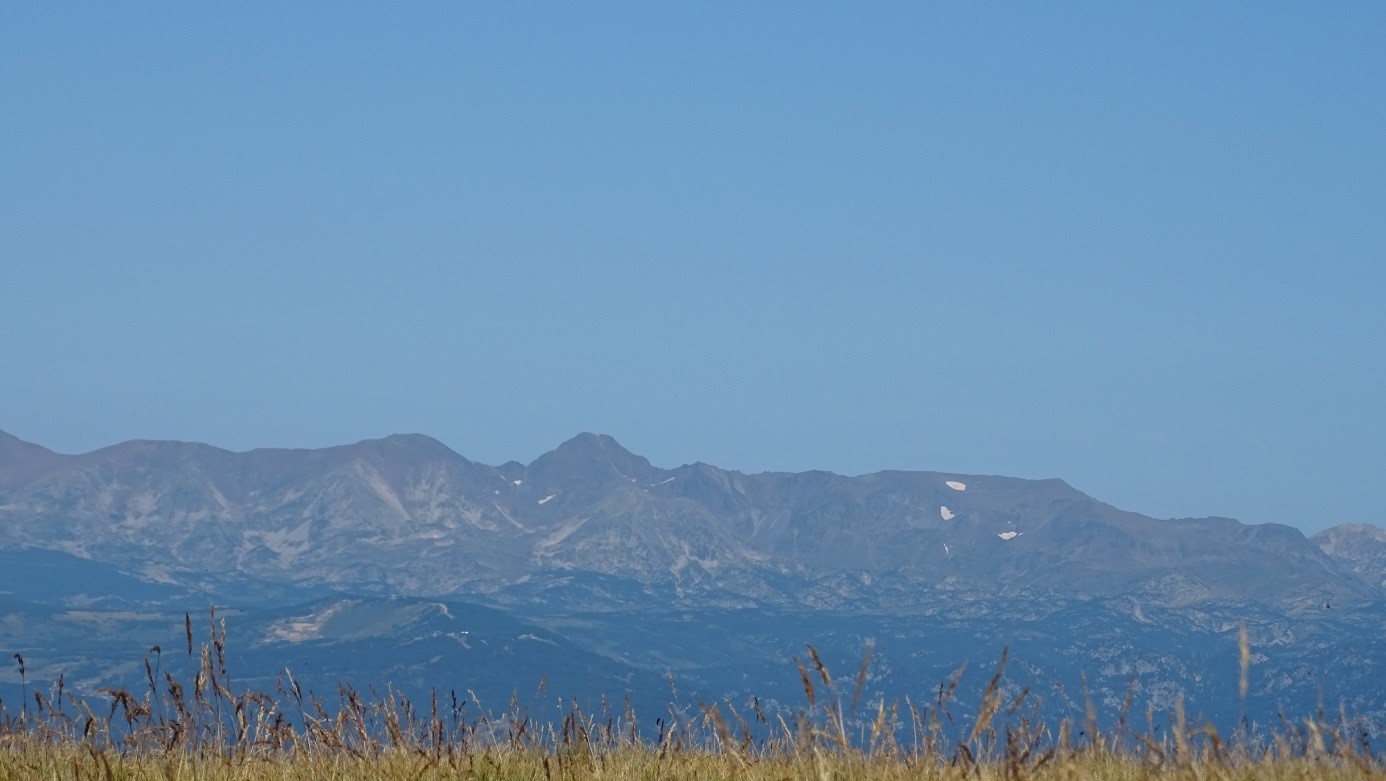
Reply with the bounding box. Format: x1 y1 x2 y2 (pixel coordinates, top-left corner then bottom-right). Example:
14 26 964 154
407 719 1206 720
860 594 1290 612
2 428 1384 732
0 548 666 715
1313 523 1386 589
0 429 1376 611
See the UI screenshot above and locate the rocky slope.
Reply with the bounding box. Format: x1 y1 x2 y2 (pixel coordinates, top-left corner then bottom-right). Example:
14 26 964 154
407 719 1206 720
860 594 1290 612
1313 522 1386 589
0 429 1378 612
3 428 1385 732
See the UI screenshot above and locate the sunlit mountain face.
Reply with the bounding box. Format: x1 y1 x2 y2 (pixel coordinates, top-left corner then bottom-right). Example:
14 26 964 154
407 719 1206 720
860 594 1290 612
1 429 1382 734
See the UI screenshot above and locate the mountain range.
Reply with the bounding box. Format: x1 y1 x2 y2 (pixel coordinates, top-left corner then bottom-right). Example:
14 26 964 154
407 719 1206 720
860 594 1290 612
1 429 1383 733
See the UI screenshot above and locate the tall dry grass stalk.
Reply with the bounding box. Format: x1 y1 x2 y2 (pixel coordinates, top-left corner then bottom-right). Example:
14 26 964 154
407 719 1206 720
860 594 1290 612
1239 621 1251 699
0 613 1381 780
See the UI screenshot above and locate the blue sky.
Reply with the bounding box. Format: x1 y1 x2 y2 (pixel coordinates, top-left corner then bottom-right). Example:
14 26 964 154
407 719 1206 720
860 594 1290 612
2 3 1383 533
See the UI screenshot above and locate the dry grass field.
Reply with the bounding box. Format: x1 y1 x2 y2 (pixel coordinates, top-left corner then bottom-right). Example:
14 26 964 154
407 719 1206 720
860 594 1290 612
2 614 1381 780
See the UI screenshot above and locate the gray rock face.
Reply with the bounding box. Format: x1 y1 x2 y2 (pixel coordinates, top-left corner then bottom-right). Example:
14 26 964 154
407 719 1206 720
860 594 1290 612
3 429 1385 733
1313 523 1386 589
0 430 1377 611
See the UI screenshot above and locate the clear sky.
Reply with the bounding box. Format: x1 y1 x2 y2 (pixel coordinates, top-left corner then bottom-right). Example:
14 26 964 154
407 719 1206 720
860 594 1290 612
3 3 1383 534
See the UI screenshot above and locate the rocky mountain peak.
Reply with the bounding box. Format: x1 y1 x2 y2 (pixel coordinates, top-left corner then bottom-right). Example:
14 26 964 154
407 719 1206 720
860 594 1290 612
551 432 633 459
1313 523 1386 588
0 429 55 462
0 428 1380 611
0 430 63 488
527 433 659 486
349 433 465 462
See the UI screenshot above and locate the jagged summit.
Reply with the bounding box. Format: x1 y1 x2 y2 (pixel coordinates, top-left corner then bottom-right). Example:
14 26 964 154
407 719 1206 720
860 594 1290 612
527 433 660 486
1 427 1382 734
543 432 638 462
0 426 1380 611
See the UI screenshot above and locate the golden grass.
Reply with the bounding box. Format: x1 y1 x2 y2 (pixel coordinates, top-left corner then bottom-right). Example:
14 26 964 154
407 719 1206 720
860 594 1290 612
2 742 1382 781
0 610 1381 780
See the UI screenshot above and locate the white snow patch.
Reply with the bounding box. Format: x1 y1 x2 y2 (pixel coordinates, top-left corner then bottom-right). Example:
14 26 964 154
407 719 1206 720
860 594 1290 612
652 476 676 486
946 481 967 491
537 494 556 505
517 633 558 646
512 479 523 486
940 506 955 520
997 531 1018 541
